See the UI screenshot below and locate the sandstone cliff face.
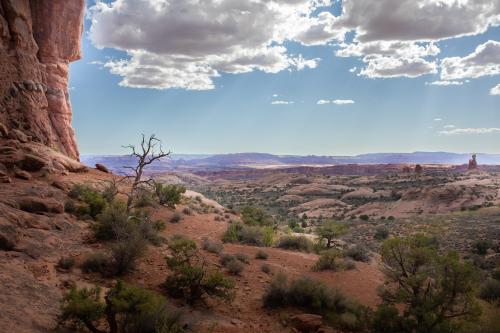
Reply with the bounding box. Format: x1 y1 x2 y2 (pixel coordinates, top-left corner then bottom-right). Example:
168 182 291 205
0 0 84 160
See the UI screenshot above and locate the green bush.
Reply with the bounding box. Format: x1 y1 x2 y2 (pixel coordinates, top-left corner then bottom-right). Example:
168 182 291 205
59 282 183 333
263 274 368 330
374 226 389 240
110 232 147 275
371 305 406 333
202 237 223 254
359 215 369 221
64 200 76 214
82 251 113 274
344 245 370 262
155 183 186 208
240 206 273 226
164 236 234 304
69 184 107 219
261 263 272 274
277 235 313 252
313 250 340 271
479 279 500 303
170 213 182 223
222 223 274 247
235 252 250 264
315 220 348 248
93 201 130 240
134 188 156 208
473 239 493 255
255 250 269 260
225 259 245 275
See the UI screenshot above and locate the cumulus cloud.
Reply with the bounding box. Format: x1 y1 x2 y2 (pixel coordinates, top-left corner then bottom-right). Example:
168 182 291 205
426 80 464 86
89 0 339 90
439 127 500 135
359 56 437 78
336 0 500 42
272 100 294 105
317 99 355 105
434 118 442 121
490 83 500 95
443 124 456 129
441 40 500 80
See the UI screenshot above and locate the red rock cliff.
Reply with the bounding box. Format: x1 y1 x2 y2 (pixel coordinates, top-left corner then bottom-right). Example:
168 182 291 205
0 0 84 160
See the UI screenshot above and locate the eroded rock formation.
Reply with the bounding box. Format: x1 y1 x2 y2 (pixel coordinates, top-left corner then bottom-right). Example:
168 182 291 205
0 0 84 160
468 154 478 170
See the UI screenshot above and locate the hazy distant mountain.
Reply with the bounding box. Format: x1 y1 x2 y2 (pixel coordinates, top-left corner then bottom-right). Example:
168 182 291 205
81 152 500 174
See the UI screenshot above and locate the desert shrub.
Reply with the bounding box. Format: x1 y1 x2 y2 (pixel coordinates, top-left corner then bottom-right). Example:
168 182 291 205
57 257 75 270
344 259 356 270
222 223 274 247
255 250 269 260
371 305 406 333
240 206 273 226
110 232 147 275
277 235 313 252
59 282 183 333
155 183 186 208
64 200 76 214
378 236 481 333
164 236 234 304
202 237 223 254
316 220 348 248
344 245 370 262
69 184 107 219
93 200 130 240
374 226 389 240
479 278 500 303
261 263 272 274
387 216 395 221
225 259 245 275
492 269 500 281
235 252 250 264
134 188 156 208
313 250 340 271
170 212 182 223
473 240 493 255
263 274 368 330
82 251 113 274
359 215 369 221
101 182 118 203
182 207 192 215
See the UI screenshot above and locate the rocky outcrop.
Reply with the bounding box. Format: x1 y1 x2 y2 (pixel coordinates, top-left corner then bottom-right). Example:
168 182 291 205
468 154 478 170
0 0 84 160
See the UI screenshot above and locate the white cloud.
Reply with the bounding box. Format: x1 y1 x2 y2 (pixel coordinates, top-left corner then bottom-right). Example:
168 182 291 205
443 124 456 129
349 67 357 73
489 83 500 95
336 0 500 42
434 118 442 122
359 56 437 78
272 100 294 105
426 80 464 86
441 40 500 80
337 41 440 58
439 127 500 135
89 0 339 90
317 99 355 105
272 94 279 98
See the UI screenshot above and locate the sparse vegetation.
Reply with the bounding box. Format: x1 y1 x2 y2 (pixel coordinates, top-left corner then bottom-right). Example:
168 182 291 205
315 220 347 248
222 222 274 247
155 183 186 208
277 235 314 252
255 250 269 260
163 236 234 304
473 239 493 255
374 226 389 240
59 282 183 333
57 257 75 270
312 250 340 271
344 245 370 262
263 274 369 331
202 237 223 254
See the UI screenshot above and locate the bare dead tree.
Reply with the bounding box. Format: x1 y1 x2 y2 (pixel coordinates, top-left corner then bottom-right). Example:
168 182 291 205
121 134 171 210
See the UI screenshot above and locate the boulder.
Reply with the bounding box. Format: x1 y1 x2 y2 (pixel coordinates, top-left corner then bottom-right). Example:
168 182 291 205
95 163 110 173
20 154 47 172
18 197 64 214
289 314 323 333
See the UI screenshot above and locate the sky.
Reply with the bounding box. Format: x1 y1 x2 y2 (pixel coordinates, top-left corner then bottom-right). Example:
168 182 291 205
70 0 500 156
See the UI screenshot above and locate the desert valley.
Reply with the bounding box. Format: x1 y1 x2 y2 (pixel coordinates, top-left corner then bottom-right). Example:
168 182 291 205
1 1 500 333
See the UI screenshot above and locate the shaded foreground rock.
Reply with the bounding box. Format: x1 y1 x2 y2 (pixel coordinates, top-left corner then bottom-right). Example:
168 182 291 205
18 197 64 214
290 314 324 333
95 163 110 173
0 0 85 159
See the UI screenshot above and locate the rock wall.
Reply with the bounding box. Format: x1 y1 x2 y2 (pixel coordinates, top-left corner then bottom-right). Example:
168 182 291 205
0 0 84 160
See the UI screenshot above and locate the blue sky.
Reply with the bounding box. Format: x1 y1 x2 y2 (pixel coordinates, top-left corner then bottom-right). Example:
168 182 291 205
71 0 499 156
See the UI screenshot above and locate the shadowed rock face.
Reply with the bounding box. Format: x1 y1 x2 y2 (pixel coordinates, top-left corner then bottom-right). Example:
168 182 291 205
0 0 84 160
